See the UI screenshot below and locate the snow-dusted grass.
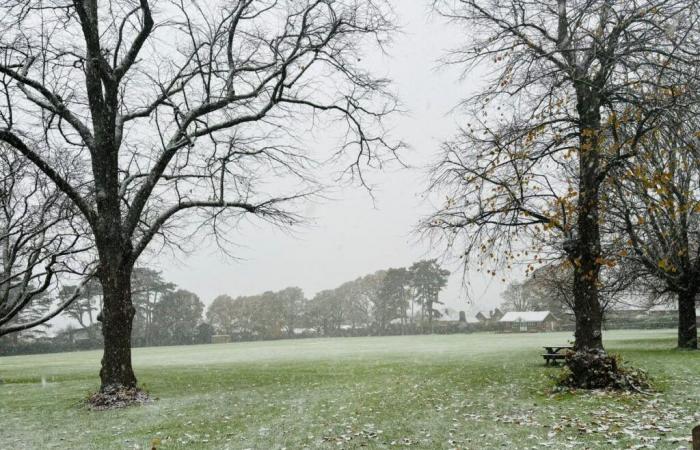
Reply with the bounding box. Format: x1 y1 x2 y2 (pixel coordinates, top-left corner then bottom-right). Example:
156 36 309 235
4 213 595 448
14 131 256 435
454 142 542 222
1 330 698 449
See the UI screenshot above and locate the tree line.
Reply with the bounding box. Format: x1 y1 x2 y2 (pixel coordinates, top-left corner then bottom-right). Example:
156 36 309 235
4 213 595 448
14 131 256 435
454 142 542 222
61 268 210 347
207 259 450 339
1 268 211 355
1 259 449 354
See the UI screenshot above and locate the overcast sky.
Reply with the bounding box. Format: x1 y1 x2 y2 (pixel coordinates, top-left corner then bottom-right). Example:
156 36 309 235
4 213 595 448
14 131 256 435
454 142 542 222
136 2 509 315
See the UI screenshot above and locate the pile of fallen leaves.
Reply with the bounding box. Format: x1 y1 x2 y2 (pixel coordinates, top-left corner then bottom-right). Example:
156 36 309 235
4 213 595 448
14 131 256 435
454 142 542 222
86 385 152 411
556 348 652 392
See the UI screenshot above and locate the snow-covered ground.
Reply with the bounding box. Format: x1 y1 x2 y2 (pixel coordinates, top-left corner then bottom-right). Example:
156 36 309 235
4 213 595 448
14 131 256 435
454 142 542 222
1 330 698 449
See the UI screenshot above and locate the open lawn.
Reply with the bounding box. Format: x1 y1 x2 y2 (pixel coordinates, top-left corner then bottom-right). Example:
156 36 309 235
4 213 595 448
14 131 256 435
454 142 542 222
1 330 699 449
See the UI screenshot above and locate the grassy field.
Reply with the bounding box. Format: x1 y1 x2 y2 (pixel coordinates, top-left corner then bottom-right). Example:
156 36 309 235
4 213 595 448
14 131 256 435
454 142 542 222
1 330 699 449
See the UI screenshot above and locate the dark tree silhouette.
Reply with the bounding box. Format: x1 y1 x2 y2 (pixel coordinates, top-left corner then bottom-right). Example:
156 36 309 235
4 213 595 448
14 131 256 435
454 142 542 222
610 112 700 349
0 150 93 337
0 0 399 392
424 0 700 350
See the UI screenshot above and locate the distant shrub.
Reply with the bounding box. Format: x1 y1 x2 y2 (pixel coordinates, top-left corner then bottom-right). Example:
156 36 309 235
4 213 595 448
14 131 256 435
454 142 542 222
0 339 102 356
211 335 231 344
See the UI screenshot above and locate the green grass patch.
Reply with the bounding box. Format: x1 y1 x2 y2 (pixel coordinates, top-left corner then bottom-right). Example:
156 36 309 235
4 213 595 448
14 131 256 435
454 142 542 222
1 330 699 449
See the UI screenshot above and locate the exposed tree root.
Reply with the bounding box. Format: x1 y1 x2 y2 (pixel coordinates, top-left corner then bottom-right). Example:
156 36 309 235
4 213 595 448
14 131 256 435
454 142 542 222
87 385 152 411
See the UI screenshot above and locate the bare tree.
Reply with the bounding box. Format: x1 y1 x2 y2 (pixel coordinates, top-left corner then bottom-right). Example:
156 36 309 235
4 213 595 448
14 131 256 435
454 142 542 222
424 0 700 350
0 149 93 337
510 261 633 319
0 0 398 392
609 111 700 349
499 281 531 312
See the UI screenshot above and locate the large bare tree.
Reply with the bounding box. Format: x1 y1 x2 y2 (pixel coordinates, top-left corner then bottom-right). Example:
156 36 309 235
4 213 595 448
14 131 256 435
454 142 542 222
609 111 700 349
0 0 398 392
424 0 700 350
0 149 92 337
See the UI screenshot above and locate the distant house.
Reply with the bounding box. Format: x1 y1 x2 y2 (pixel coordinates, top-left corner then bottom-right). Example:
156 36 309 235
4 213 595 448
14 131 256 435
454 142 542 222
475 308 504 324
463 314 481 325
292 328 318 336
435 307 462 322
604 305 700 328
499 311 559 333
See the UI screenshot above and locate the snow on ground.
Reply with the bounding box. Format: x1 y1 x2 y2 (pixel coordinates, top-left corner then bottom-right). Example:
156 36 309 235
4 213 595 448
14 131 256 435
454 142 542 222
1 330 698 449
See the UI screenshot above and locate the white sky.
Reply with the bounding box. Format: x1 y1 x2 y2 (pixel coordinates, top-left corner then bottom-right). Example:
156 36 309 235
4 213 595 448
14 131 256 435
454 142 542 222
136 2 512 316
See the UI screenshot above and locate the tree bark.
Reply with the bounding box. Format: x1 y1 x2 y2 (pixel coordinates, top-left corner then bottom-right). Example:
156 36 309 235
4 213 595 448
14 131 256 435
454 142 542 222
678 290 698 349
572 87 605 351
572 275 604 350
98 261 137 390
95 205 137 390
93 171 137 391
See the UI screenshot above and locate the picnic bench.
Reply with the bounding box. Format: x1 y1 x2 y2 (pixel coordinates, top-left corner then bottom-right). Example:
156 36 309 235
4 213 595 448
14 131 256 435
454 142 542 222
542 346 574 365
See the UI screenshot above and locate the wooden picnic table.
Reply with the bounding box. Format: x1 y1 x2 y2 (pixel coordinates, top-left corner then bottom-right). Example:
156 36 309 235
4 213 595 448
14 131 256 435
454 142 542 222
542 346 574 365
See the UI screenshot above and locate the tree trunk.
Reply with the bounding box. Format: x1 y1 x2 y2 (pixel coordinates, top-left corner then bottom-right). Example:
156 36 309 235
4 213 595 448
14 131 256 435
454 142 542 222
572 272 604 350
428 300 434 334
678 290 698 349
98 262 137 391
572 87 604 351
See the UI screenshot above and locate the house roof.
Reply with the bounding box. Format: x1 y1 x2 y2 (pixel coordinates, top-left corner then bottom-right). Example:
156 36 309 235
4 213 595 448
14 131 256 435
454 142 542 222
436 307 462 322
612 305 675 313
475 308 502 319
499 311 554 323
